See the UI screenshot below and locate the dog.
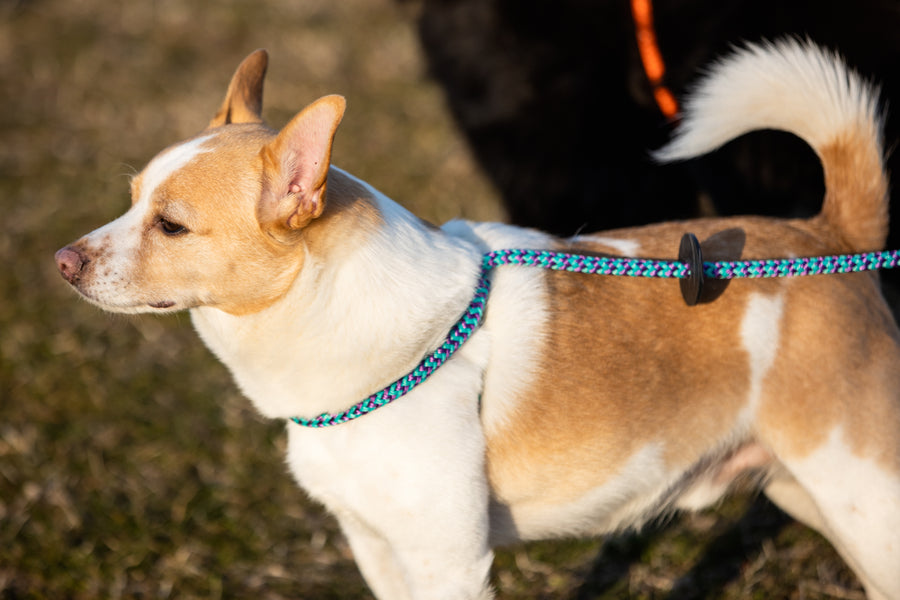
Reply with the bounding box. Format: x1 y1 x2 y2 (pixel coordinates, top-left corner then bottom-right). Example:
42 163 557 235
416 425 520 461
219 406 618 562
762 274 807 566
56 40 899 599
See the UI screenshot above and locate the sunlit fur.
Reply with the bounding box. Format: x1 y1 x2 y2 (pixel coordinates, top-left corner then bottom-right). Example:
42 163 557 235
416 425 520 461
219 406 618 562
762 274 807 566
57 41 899 599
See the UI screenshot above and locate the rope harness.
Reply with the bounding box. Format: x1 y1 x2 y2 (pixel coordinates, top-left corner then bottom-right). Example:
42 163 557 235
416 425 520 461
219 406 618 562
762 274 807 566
292 234 900 428
290 3 898 427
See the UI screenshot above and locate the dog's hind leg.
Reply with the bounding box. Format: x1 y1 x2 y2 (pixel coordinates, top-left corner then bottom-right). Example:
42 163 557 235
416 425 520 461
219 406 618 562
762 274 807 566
764 471 874 595
764 471 826 532
769 432 900 600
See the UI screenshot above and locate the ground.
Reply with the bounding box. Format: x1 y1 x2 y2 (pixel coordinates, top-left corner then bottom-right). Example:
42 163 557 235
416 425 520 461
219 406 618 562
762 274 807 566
0 0 864 598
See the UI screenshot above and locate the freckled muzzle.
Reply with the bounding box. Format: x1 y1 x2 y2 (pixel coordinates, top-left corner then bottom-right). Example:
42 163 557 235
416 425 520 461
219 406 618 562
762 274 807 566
54 242 176 312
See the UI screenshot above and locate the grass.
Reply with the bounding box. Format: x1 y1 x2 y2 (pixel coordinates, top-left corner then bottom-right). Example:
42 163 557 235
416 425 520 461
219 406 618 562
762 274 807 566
0 0 864 598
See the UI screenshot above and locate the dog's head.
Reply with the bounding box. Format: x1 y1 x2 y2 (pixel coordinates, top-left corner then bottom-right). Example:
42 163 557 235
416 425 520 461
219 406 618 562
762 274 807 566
55 50 346 316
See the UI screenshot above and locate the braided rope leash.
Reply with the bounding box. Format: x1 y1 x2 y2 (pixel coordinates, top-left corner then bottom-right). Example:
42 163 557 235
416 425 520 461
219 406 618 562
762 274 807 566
291 276 491 427
704 252 900 277
484 247 900 279
292 236 900 428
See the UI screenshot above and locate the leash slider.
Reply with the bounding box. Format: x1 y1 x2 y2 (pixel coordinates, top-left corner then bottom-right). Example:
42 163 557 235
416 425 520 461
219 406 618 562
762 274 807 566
678 233 704 306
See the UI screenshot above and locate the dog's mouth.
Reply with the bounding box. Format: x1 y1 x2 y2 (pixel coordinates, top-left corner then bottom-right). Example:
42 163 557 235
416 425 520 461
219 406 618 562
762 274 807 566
99 297 184 314
148 300 176 309
67 285 185 314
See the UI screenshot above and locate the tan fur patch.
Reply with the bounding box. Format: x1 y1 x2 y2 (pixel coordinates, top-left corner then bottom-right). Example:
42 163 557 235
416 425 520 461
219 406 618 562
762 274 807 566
126 127 382 317
485 215 899 505
819 130 889 252
757 275 900 471
302 171 384 260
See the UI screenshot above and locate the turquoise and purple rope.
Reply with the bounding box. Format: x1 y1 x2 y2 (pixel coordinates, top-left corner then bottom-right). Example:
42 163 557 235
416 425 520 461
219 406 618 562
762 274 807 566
292 246 900 428
291 274 491 427
702 251 900 278
483 248 900 279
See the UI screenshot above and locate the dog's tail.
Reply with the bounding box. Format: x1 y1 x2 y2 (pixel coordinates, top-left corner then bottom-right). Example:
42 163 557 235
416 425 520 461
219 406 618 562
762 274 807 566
655 38 889 252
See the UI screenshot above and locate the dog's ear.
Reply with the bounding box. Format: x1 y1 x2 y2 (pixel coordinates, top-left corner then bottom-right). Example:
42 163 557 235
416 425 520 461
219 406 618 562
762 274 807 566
258 95 346 232
209 49 268 128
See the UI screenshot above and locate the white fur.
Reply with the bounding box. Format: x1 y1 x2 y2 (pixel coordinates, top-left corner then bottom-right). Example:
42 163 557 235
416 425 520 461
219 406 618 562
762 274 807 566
571 234 642 256
655 39 882 162
784 428 900 599
68 207 147 312
192 172 484 420
138 134 215 204
65 135 215 313
442 220 555 436
286 348 494 599
740 291 785 414
190 184 497 598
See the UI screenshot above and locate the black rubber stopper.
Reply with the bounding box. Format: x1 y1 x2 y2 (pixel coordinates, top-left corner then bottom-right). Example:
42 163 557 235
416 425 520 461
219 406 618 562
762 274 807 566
678 233 704 306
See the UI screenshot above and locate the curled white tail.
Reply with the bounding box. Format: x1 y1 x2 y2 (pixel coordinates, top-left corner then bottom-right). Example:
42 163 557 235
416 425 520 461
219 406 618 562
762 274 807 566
656 39 889 252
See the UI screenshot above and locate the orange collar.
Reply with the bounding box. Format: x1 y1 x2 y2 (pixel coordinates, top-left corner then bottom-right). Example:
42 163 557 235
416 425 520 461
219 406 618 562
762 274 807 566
631 0 679 119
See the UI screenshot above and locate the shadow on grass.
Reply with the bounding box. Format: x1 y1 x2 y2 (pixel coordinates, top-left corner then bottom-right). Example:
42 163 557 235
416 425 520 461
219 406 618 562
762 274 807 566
572 496 793 599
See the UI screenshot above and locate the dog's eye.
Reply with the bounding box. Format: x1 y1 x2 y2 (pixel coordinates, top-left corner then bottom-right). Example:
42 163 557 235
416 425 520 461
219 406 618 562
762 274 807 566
158 218 188 236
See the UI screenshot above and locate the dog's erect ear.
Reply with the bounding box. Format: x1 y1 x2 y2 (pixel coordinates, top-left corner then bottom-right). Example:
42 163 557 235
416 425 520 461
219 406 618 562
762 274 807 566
258 95 346 232
209 49 268 128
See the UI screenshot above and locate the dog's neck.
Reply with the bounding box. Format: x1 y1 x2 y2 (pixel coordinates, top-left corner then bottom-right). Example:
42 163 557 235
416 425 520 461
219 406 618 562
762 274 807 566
190 167 484 420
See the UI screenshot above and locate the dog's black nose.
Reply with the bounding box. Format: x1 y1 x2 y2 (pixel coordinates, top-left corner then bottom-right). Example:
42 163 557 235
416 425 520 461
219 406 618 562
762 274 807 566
55 246 86 284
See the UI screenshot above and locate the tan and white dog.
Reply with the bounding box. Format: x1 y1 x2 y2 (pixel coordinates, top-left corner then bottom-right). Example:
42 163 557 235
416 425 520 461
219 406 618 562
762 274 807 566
56 40 899 599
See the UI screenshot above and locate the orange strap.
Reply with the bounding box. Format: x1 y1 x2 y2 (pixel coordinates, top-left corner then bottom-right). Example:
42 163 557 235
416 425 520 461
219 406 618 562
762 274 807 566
631 0 679 119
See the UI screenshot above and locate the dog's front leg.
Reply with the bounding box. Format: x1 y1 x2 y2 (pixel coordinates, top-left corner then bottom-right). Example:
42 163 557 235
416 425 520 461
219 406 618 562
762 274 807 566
335 506 495 600
334 510 413 600
332 422 495 600
287 366 496 599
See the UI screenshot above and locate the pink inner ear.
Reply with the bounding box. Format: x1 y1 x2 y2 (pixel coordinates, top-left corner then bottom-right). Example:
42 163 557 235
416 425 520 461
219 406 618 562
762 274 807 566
259 95 345 230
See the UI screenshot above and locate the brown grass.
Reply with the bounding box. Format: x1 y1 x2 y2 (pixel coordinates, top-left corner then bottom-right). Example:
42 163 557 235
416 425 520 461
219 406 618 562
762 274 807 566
0 0 861 598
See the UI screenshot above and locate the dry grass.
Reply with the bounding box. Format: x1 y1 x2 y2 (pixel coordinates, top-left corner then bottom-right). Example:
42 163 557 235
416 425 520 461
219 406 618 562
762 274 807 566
0 0 863 598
